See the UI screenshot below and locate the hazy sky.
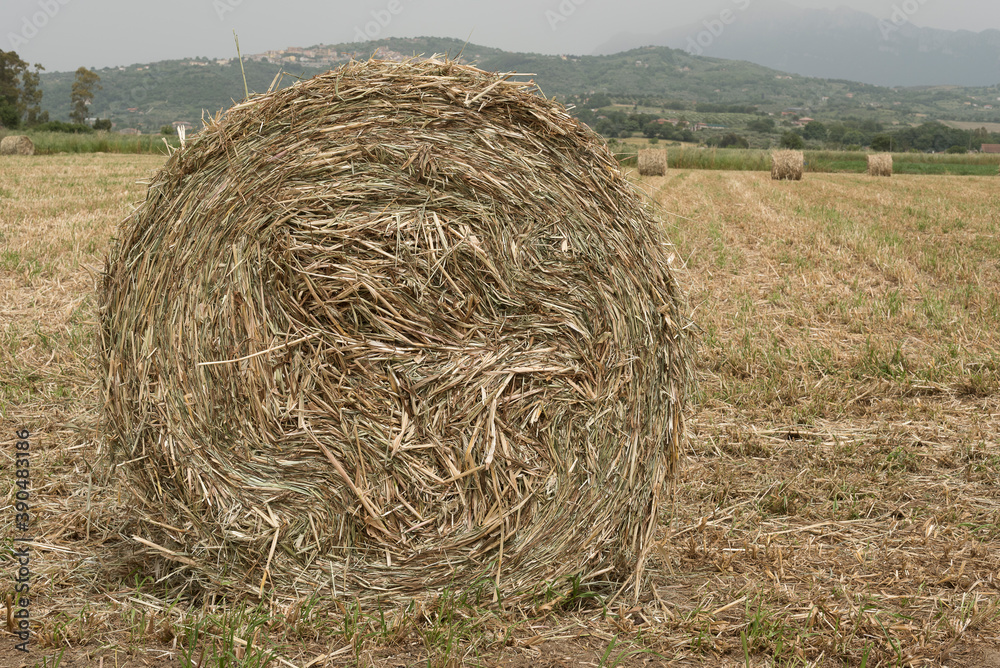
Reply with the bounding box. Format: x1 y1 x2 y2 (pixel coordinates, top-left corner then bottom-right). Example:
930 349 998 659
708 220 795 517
3 0 998 72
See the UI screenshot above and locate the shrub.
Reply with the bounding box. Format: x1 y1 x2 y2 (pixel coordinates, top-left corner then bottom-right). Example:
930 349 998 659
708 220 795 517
718 133 750 149
33 121 94 134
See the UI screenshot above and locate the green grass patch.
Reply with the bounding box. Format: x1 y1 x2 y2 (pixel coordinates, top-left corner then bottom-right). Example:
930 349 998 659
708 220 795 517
1 131 178 155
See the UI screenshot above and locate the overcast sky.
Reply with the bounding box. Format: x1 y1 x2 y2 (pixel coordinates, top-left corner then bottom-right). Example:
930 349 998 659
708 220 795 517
3 0 998 72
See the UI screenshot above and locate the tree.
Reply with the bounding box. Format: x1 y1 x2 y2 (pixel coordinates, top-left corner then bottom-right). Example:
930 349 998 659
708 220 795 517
841 130 866 147
585 93 611 109
70 67 101 124
780 131 805 149
827 122 847 144
0 50 28 128
746 118 776 133
19 63 46 126
870 134 893 152
718 133 750 149
803 120 828 141
860 119 884 134
93 118 112 131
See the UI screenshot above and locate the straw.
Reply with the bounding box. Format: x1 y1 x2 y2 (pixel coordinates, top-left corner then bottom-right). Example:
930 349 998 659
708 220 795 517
98 57 692 605
638 148 667 176
771 150 804 180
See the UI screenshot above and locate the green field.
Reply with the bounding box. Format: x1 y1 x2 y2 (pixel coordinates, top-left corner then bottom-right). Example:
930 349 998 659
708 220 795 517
0 130 181 155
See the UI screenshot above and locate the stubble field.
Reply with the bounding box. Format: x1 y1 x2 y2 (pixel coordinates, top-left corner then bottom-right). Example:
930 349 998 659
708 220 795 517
1 154 999 666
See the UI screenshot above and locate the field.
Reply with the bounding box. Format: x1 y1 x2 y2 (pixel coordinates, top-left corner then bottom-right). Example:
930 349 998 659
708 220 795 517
941 121 1000 134
612 145 1000 176
1 155 999 666
0 130 180 155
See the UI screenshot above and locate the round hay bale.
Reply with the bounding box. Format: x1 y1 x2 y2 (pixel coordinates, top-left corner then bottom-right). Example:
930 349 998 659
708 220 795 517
637 148 668 176
99 58 691 604
868 153 893 177
0 135 35 156
770 150 803 181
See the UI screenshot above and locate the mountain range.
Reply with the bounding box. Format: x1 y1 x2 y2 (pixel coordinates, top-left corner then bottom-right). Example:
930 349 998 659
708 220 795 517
37 35 1000 133
594 0 1000 87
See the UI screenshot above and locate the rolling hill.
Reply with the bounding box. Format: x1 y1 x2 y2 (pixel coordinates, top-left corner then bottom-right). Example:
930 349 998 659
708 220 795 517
36 36 1000 134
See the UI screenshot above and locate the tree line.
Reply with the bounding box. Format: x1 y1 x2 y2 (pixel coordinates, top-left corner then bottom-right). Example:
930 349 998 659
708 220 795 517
777 119 1000 152
571 103 1000 153
1 50 103 131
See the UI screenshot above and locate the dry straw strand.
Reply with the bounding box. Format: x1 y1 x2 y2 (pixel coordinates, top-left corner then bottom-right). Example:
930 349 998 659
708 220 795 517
868 153 893 177
770 150 804 181
98 58 692 606
0 135 34 155
637 148 667 176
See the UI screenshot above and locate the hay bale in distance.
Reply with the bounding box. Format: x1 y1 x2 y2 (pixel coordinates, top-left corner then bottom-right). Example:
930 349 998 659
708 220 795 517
0 135 34 155
771 150 804 181
637 148 667 176
99 58 692 604
868 153 893 177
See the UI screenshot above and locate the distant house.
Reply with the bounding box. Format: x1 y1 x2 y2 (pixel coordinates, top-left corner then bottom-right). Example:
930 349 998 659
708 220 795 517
981 144 1000 154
